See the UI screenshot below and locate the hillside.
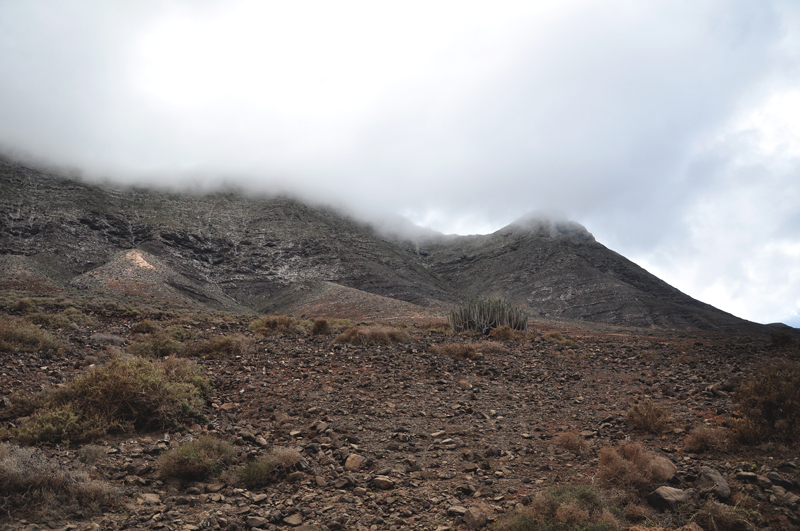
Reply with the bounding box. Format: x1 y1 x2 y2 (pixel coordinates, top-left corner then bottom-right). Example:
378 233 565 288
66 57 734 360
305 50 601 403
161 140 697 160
0 157 768 332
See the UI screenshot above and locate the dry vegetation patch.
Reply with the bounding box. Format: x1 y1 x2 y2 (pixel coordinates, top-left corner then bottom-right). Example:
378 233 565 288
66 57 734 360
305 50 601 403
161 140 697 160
598 441 677 497
626 400 673 434
0 317 62 354
0 442 116 519
429 343 482 360
181 334 253 359
11 357 209 444
494 484 620 531
334 325 410 346
159 436 237 481
683 425 730 454
735 362 800 444
236 447 303 489
249 315 311 336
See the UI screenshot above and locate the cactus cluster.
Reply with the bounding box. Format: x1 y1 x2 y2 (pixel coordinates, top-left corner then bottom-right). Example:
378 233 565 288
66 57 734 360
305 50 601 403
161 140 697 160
448 298 528 334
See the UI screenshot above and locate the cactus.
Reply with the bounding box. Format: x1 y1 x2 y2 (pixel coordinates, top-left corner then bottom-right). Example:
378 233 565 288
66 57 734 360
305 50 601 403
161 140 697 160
448 298 528 334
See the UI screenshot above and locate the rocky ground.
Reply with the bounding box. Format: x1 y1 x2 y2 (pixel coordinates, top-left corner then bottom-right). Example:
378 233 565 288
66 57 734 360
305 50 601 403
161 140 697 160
2 306 800 531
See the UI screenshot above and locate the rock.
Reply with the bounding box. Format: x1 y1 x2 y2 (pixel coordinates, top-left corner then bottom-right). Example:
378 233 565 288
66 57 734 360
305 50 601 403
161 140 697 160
463 506 490 529
735 471 757 482
246 516 268 528
140 493 160 505
648 486 691 510
286 471 305 482
756 475 773 489
185 486 203 495
283 513 304 526
344 453 365 471
373 476 395 490
768 471 794 490
448 506 468 516
695 466 730 500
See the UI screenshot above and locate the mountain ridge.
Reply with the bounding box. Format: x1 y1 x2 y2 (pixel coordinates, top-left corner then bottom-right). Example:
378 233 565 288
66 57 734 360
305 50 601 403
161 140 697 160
0 156 774 332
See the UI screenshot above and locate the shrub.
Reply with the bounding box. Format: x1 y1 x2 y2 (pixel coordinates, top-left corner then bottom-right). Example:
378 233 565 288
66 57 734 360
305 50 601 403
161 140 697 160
310 319 331 336
448 298 528 335
128 332 181 358
334 325 410 346
494 484 619 531
159 436 237 481
488 325 525 341
130 319 160 334
236 447 303 489
0 317 62 353
429 343 482 360
735 362 800 444
249 315 310 336
10 298 37 313
182 334 252 359
684 425 729 454
0 442 115 519
626 400 672 434
14 357 209 444
544 331 577 347
556 432 589 454
598 441 676 496
475 340 508 355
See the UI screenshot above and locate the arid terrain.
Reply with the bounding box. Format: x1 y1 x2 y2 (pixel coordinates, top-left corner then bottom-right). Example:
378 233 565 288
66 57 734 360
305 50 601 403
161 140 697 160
2 295 800 531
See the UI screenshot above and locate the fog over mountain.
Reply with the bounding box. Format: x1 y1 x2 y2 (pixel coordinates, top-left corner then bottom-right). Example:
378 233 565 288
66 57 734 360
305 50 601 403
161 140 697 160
1 1 799 326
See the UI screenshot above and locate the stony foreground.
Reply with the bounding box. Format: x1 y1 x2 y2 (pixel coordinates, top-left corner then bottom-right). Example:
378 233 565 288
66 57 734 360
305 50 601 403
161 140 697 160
1 309 799 531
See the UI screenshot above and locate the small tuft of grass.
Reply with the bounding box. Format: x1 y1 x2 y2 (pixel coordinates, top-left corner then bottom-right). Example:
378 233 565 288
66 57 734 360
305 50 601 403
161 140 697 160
310 319 331 336
236 447 303 489
556 432 589 455
158 436 237 481
128 331 182 358
130 319 160 334
598 441 676 498
334 325 410 346
626 400 673 434
684 425 730 454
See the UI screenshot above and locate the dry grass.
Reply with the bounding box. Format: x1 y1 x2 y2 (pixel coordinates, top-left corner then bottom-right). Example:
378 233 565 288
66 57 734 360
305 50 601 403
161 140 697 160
488 325 526 341
0 442 115 519
130 319 160 334
598 441 677 497
334 325 410 346
159 436 237 481
429 343 482 360
310 319 331 336
0 317 62 354
235 447 303 489
494 484 620 531
249 315 311 336
556 432 590 455
25 308 96 330
543 331 577 348
13 357 209 444
626 400 673 434
691 500 753 531
127 331 182 358
735 362 800 445
684 425 730 454
475 340 508 355
181 334 253 359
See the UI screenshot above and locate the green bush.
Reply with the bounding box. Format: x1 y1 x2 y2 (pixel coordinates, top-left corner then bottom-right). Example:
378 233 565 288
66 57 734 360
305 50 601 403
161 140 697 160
159 436 237 481
13 357 209 444
448 299 527 335
735 362 800 444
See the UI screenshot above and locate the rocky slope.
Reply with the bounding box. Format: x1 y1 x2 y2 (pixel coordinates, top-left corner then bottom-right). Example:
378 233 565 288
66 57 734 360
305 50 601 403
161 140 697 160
1 307 799 530
0 156 771 332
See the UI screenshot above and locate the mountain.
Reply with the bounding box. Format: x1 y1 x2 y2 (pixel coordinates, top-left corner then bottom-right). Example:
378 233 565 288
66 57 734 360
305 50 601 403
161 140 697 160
0 157 768 331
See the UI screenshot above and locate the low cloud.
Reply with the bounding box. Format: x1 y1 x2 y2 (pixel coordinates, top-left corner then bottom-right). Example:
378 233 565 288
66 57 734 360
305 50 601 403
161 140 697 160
1 1 799 325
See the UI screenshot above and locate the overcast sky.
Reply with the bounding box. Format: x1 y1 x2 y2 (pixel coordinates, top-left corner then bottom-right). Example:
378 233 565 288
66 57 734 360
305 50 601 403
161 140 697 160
1 1 799 327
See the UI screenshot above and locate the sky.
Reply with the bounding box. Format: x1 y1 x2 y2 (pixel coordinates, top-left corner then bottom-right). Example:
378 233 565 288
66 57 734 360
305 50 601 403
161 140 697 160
1 1 799 327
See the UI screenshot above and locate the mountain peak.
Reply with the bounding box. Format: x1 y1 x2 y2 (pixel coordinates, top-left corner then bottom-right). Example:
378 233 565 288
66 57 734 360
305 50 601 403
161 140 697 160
503 213 595 242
